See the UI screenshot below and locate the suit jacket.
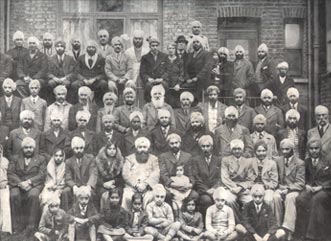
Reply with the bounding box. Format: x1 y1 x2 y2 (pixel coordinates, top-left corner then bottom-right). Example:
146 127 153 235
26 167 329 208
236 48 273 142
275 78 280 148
210 60 234 94
48 54 76 80
0 96 22 130
95 129 124 153
99 44 113 58
276 128 306 160
21 97 47 131
161 56 184 87
105 51 133 81
67 202 99 224
266 76 295 107
76 54 106 81
176 50 189 67
281 102 308 131
242 201 278 236
196 101 227 132
182 127 213 157
250 157 278 189
150 124 181 155
276 155 305 191
192 154 221 194
17 50 48 79
40 127 68 160
65 128 98 157
142 102 176 131
6 46 29 80
113 105 142 132
255 56 276 87
0 53 13 81
127 210 149 235
214 124 254 157
307 125 331 161
68 49 83 62
159 150 194 187
233 59 255 90
139 51 168 85
123 128 150 157
68 103 98 131
174 107 195 133
65 153 98 189
250 131 278 160
237 104 256 132
305 157 331 189
8 154 46 190
255 105 284 136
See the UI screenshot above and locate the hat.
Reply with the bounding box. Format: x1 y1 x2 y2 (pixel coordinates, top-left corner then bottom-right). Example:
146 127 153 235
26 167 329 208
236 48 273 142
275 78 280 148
191 35 203 44
218 47 229 56
111 36 123 47
277 61 289 69
190 112 204 124
135 137 151 149
230 139 244 150
21 137 36 148
153 184 166 195
260 89 274 99
3 78 16 91
198 135 213 146
103 92 118 104
47 194 61 205
180 91 194 102
71 136 85 149
285 109 300 121
257 43 268 53
20 110 35 121
123 87 136 98
250 184 265 196
224 106 239 118
13 31 24 40
75 110 91 122
28 79 41 88
78 86 92 98
175 35 188 44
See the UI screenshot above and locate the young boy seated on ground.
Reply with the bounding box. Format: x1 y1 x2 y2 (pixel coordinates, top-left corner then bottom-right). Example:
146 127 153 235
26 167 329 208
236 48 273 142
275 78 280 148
145 184 181 241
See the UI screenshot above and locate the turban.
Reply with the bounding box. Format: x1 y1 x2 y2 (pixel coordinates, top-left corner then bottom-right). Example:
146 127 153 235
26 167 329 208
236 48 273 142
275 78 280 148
102 114 115 123
54 40 66 47
315 105 329 115
86 39 98 49
129 111 144 122
191 20 202 28
76 110 91 122
180 91 194 102
253 114 267 124
27 36 40 46
135 137 151 149
71 136 85 149
21 137 36 148
260 89 274 99
53 85 67 95
132 30 144 38
98 29 109 37
224 106 239 118
123 87 136 98
78 86 92 96
285 109 300 121
233 88 246 98
257 43 268 53
103 92 118 104
213 187 230 200
153 184 166 195
166 133 181 143
250 184 265 196
286 87 299 99
218 47 229 56
190 112 204 124
50 110 64 122
151 84 165 96
148 36 160 45
125 80 137 90
3 78 16 91
191 35 203 44
20 110 35 121
47 194 61 205
198 135 213 146
206 85 220 94
280 138 295 150
43 32 54 40
277 61 289 69
111 36 124 47
230 139 244 150
29 79 41 88
75 186 91 197
234 45 245 53
157 109 171 119
13 30 24 40
307 138 322 149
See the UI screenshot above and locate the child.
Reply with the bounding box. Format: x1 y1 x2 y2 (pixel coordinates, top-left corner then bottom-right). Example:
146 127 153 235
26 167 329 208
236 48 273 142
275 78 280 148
202 187 238 241
145 184 181 241
21 79 47 131
67 186 99 241
124 193 153 241
98 188 130 241
34 194 68 241
0 145 11 235
39 149 66 208
177 197 203 241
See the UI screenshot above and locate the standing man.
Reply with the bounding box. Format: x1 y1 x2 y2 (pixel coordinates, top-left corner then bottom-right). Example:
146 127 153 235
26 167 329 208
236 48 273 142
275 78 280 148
69 37 82 61
186 20 209 53
41 32 55 57
175 35 189 66
97 29 113 58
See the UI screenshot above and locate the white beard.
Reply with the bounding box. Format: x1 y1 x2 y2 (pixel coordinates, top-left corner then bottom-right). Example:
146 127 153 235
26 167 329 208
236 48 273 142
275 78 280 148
152 97 165 109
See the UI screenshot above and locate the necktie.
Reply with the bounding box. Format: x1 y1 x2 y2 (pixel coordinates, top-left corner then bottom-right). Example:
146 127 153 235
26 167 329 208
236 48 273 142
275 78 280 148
319 126 324 137
88 58 93 68
32 98 36 104
162 128 168 137
285 158 289 167
312 159 318 167
259 133 263 140
256 205 261 213
59 56 63 67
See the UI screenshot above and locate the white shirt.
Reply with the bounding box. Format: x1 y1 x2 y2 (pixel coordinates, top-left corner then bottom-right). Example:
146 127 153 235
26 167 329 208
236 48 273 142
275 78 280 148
31 96 39 104
208 102 218 133
5 96 12 106
279 76 286 84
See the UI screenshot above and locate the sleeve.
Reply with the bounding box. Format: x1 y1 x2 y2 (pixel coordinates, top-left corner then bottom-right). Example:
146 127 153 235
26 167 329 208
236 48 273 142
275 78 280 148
237 159 256 190
243 128 254 158
266 206 278 234
33 55 48 79
124 56 133 80
263 161 278 190
196 53 213 82
104 57 117 82
17 57 26 79
68 106 76 131
38 211 52 234
192 158 209 194
122 158 136 188
139 55 150 85
44 107 52 132
159 155 172 187
87 157 98 189
246 61 256 87
65 160 76 188
7 157 22 186
226 207 235 234
242 204 256 234
29 157 47 186
221 158 238 189
288 161 305 191
179 213 193 233
205 207 216 232
146 204 163 225
0 56 13 80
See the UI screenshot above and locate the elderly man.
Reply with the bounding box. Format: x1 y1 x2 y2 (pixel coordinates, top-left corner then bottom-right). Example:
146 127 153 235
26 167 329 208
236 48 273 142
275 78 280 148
44 85 72 131
68 86 98 131
214 106 254 158
68 37 82 61
255 43 276 91
8 137 46 234
174 91 195 133
41 32 55 57
255 89 284 137
196 85 227 133
96 91 117 132
73 39 108 106
0 78 22 130
16 36 48 98
142 84 176 131
307 105 331 161
192 135 221 216
277 109 306 159
186 20 209 53
8 110 41 159
62 136 98 211
250 114 278 160
140 36 168 102
122 137 160 210
98 29 113 58
275 138 305 240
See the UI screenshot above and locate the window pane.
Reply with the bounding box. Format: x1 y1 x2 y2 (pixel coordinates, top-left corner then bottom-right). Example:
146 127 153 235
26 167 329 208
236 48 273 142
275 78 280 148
285 24 301 48
127 0 158 12
63 18 91 50
97 0 123 12
97 19 124 41
63 0 89 12
284 49 302 76
129 19 158 48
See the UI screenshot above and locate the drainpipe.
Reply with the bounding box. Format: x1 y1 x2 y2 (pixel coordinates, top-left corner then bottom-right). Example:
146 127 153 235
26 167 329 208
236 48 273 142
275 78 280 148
313 0 320 107
307 0 312 128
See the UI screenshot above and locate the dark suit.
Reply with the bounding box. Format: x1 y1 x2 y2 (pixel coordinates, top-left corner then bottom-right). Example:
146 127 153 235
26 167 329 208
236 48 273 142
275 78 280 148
95 129 124 153
182 127 213 157
48 54 76 83
68 103 98 131
237 104 256 132
281 102 308 131
210 60 234 97
276 128 306 160
40 128 68 160
0 95 22 130
266 76 295 107
174 107 195 133
255 105 284 137
255 56 276 91
176 50 188 67
6 46 29 80
0 52 13 82
307 125 331 161
150 124 181 155
123 128 150 157
65 128 98 157
196 101 227 132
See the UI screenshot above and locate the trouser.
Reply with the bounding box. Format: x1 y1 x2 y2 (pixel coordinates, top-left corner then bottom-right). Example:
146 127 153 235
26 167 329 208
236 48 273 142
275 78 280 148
236 224 286 241
264 190 283 226
281 191 299 232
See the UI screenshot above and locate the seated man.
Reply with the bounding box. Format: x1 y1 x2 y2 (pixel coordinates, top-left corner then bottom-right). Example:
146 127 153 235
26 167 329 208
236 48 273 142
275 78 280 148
174 91 196 133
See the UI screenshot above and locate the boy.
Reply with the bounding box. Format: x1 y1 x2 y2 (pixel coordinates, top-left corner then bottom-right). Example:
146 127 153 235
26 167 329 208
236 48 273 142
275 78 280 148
145 184 181 241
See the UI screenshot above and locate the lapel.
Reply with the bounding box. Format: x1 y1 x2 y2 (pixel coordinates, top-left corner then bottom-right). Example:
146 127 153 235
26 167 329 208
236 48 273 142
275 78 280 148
209 155 219 173
29 51 42 64
85 54 97 69
80 155 89 178
84 130 94 145
72 157 82 181
285 156 297 177
321 125 331 145
220 125 232 143
239 105 247 118
25 155 39 173
153 52 163 69
147 104 158 123
277 157 285 181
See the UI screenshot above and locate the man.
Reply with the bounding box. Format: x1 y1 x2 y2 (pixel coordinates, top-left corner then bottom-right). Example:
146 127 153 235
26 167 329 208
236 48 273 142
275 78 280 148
233 88 256 132
41 32 55 57
214 106 254 158
8 137 46 234
16 36 48 98
296 139 331 241
307 105 331 161
97 29 113 58
73 39 108 106
250 114 278 160
196 85 227 133
122 137 160 210
62 136 98 211
6 30 29 80
68 37 82 61
142 84 176 131
44 85 72 131
186 20 209 53
105 36 133 101
68 86 98 131
255 43 276 92
0 52 13 88
277 109 306 160
150 109 180 156
0 78 22 131
8 110 41 159
255 89 284 137
275 139 305 240
140 36 168 102
174 91 195 133
175 35 189 66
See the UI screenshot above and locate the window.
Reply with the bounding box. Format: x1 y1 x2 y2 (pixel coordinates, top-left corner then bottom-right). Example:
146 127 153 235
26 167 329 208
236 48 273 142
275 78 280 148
284 19 303 77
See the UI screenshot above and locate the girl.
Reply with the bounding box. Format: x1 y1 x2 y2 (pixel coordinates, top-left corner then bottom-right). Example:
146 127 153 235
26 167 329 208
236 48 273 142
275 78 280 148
0 145 11 234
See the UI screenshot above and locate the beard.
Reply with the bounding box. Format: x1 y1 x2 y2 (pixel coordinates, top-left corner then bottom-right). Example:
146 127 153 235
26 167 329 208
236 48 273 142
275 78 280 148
235 54 244 60
226 119 238 128
136 151 149 163
191 124 202 132
152 97 164 109
74 151 84 159
287 122 298 129
23 150 34 158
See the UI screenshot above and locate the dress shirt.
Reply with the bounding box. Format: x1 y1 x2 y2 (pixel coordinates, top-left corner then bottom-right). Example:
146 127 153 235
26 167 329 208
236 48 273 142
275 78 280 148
279 76 286 84
5 96 12 107
208 102 218 133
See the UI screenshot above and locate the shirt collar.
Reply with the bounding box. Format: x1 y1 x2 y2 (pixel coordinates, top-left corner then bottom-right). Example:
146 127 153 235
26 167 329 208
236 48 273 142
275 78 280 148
5 95 12 102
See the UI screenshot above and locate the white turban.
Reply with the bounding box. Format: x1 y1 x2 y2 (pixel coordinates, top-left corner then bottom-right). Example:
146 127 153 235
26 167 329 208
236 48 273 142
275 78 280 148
71 136 85 149
102 114 115 123
47 193 61 205
230 139 244 150
123 87 136 98
13 30 24 40
151 84 165 96
75 110 91 122
27 36 40 46
129 111 144 123
286 87 299 99
233 88 246 98
253 114 267 124
28 79 41 88
218 47 229 56
111 36 124 47
234 45 245 53
103 92 118 104
53 85 67 95
206 85 220 94
135 137 151 149
224 106 239 118
78 86 92 98
43 32 54 40
250 184 265 196
198 135 213 146
213 187 230 199
153 184 166 195
257 43 268 53
191 20 202 28
191 35 204 44
50 110 63 122
21 137 36 148
166 133 181 143
285 109 300 121
260 89 274 99
3 78 16 91
277 61 289 69
86 39 98 49
315 105 329 115
180 91 194 103
132 30 144 38
20 110 35 121
190 112 204 124
75 185 91 197
280 138 295 150
157 109 171 119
